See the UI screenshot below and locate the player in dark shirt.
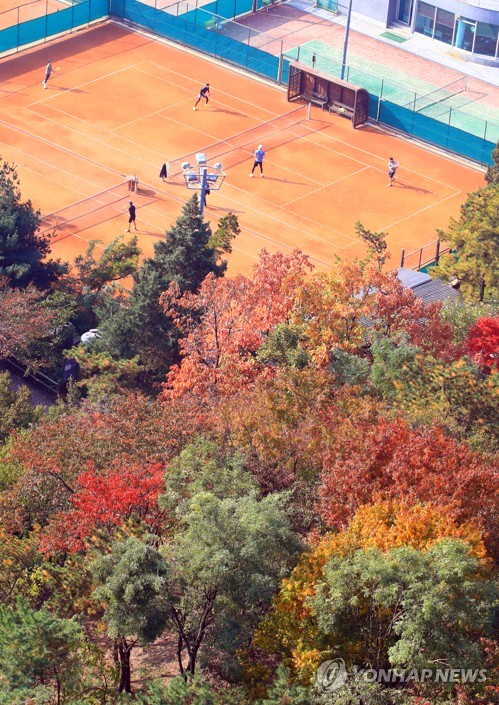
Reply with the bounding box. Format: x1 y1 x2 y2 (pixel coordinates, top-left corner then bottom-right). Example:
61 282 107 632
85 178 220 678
193 83 210 110
127 201 136 231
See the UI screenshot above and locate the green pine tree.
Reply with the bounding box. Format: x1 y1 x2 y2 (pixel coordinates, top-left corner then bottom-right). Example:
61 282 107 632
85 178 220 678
485 140 499 185
94 194 227 390
0 159 66 289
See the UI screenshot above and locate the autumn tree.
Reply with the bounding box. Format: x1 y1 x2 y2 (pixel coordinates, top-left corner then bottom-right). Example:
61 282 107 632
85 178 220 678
162 249 313 403
292 259 384 365
257 501 487 683
318 417 498 559
3 392 182 533
0 159 66 289
432 186 499 302
465 317 499 370
369 273 460 362
0 280 58 368
39 461 165 555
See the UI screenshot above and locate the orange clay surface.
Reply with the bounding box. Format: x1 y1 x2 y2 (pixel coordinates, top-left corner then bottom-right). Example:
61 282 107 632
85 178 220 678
0 21 485 275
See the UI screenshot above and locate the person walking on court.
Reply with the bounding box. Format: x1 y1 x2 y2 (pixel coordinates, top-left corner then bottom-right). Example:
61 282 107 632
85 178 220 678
250 145 265 177
42 59 54 89
127 201 137 232
159 163 168 181
388 157 399 187
193 83 210 110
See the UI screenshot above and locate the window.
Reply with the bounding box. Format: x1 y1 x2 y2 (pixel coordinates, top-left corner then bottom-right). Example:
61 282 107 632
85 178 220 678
454 17 476 52
415 1 436 38
434 8 454 45
474 21 499 58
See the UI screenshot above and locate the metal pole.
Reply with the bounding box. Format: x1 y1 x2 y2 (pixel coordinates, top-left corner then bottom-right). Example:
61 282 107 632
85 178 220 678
400 249 405 268
199 167 207 216
277 50 283 84
340 0 353 81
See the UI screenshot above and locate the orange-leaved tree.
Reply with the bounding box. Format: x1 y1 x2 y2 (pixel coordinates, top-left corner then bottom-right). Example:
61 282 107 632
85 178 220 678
162 249 313 403
318 416 498 560
256 500 487 683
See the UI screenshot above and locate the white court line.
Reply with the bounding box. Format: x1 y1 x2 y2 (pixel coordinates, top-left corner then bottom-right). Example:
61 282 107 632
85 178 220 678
379 191 462 231
0 141 122 202
0 116 125 179
13 56 465 257
25 64 137 109
221 184 356 246
300 121 462 192
282 166 371 207
148 61 283 120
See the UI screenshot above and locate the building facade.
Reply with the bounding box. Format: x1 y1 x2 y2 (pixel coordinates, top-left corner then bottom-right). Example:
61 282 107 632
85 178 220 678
351 0 499 66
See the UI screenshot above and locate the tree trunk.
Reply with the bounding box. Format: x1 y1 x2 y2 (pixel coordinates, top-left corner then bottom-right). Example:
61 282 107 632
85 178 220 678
117 636 133 694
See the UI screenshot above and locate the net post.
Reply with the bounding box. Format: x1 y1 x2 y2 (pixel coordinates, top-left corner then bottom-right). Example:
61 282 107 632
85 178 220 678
400 249 405 268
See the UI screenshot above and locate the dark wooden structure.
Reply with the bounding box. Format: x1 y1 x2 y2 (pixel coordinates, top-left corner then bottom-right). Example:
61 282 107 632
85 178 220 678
287 62 370 128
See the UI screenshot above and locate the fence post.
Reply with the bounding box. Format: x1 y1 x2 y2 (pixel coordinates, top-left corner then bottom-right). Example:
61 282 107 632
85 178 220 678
376 96 381 123
418 248 422 270
400 249 405 267
435 240 440 265
277 46 284 84
17 6 20 52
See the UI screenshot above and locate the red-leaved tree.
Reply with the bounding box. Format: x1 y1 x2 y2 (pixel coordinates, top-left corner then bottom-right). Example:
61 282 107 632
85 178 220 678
39 462 165 555
319 416 498 560
465 317 499 370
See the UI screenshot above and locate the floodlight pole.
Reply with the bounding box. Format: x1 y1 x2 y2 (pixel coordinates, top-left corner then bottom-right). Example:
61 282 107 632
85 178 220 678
340 0 353 81
199 167 208 216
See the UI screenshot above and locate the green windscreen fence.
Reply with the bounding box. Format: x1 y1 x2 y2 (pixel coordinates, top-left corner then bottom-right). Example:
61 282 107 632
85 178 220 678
0 0 108 54
109 0 285 82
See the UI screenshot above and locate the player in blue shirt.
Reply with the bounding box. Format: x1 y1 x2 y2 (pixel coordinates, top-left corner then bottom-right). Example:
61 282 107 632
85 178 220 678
250 145 265 177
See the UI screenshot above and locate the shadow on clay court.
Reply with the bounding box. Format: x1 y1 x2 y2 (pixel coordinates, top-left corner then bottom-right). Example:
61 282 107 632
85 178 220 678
258 176 310 186
211 106 247 117
396 181 432 195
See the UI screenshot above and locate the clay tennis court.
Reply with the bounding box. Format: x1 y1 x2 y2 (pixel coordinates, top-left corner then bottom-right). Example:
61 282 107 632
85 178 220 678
0 21 485 274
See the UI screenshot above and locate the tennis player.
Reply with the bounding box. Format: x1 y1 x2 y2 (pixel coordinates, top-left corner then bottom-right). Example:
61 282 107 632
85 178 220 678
250 145 265 177
193 83 210 110
388 157 399 187
42 60 54 89
126 202 137 232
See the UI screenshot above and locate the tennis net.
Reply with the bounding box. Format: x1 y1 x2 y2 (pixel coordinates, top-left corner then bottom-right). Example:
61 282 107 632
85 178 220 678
38 182 130 238
409 76 468 114
177 104 310 170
